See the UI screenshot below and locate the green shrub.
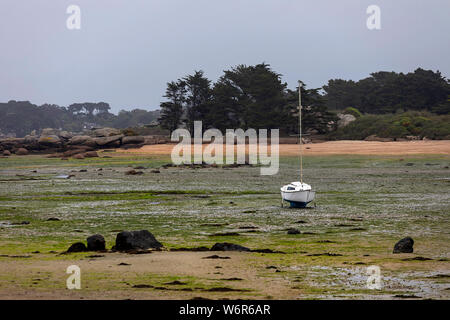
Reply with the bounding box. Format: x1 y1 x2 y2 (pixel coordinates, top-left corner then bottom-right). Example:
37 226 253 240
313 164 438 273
328 111 450 140
343 107 362 118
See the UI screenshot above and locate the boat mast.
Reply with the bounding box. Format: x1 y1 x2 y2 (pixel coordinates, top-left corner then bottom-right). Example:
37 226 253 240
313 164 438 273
298 81 303 184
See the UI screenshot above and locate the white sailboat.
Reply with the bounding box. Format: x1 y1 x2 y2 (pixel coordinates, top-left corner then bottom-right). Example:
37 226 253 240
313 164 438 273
280 81 316 208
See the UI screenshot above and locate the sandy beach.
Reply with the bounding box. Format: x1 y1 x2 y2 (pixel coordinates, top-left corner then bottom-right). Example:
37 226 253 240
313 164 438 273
117 140 450 156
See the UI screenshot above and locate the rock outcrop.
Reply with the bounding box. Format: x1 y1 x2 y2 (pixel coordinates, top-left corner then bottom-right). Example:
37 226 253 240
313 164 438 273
337 113 356 128
114 230 163 251
0 127 167 155
393 237 414 253
67 242 88 253
210 242 251 252
92 127 121 137
87 234 106 251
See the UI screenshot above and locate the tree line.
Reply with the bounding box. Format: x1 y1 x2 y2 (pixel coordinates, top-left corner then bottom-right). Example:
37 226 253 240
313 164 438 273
323 68 450 114
1 64 448 138
159 65 450 136
0 101 159 137
159 64 337 136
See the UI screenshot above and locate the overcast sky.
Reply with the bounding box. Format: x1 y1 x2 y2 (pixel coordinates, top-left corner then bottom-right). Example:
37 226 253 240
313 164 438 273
1 0 449 113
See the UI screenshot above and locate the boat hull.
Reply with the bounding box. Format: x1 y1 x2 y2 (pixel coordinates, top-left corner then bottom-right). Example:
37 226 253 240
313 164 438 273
281 190 315 208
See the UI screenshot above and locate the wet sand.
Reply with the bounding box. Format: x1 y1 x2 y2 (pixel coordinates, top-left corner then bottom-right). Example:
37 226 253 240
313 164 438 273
117 140 450 156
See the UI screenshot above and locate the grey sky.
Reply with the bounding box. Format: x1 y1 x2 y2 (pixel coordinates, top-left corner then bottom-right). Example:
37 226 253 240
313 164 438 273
1 0 449 113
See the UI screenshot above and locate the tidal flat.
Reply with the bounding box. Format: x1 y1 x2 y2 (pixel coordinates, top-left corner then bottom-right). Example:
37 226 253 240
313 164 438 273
0 152 449 299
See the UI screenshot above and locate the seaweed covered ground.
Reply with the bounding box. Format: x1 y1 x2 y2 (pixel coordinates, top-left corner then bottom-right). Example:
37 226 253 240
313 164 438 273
0 149 449 299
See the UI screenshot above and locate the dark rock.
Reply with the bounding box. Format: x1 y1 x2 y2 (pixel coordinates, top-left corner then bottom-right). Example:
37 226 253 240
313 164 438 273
210 242 251 252
402 256 432 261
209 232 240 237
46 217 60 221
429 274 450 278
115 230 163 251
251 248 285 254
393 237 414 253
151 170 160 173
86 254 104 258
307 252 343 257
164 280 187 285
125 169 144 175
67 242 87 253
170 247 210 252
12 221 30 225
132 284 153 288
87 234 106 251
118 262 131 266
287 228 300 235
394 294 421 299
202 255 231 259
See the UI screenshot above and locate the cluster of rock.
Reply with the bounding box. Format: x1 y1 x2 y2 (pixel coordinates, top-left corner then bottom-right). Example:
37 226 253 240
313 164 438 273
65 232 416 259
0 127 169 156
66 231 263 254
67 230 163 253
